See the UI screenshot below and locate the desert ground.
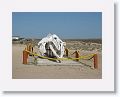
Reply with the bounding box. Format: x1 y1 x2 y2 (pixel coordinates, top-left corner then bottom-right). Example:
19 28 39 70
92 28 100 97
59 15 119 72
12 40 102 79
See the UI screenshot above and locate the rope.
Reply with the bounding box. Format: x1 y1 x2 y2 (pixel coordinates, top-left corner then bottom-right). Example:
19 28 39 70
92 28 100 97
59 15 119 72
25 50 95 61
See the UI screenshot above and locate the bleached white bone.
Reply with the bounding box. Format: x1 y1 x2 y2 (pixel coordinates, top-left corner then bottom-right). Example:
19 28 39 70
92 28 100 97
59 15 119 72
38 34 66 59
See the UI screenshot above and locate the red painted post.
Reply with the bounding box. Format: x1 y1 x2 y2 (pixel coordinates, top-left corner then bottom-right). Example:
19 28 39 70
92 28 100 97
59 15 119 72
94 54 98 69
23 48 28 64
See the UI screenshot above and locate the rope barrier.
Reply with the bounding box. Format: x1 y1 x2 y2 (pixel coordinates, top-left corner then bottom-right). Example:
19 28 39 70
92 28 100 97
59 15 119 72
65 48 76 56
65 48 95 60
23 46 98 69
25 50 95 61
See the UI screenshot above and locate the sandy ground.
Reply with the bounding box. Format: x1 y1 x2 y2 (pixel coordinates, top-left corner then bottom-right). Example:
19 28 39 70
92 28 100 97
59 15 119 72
12 44 102 79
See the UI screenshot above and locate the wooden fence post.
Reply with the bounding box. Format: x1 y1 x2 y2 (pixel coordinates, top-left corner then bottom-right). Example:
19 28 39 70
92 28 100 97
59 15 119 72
94 54 98 69
23 48 28 64
65 48 69 57
26 43 31 51
73 51 80 61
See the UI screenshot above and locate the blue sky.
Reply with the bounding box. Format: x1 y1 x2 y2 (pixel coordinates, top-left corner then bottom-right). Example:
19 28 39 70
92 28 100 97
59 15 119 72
12 12 102 39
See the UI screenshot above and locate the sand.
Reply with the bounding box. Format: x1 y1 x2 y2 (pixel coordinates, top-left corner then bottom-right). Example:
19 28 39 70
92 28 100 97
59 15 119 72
12 44 102 79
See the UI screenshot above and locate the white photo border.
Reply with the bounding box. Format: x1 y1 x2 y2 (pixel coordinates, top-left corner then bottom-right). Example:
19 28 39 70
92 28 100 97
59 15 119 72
0 0 114 91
